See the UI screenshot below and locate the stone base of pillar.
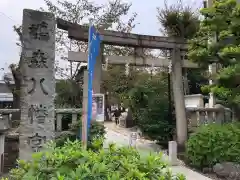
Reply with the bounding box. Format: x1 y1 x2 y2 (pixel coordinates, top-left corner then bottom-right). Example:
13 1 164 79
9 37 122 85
0 134 5 174
168 141 179 166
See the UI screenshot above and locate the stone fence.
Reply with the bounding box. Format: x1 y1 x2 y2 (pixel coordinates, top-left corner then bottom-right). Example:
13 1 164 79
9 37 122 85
0 108 82 173
0 108 82 132
186 106 232 132
118 107 233 130
0 106 233 133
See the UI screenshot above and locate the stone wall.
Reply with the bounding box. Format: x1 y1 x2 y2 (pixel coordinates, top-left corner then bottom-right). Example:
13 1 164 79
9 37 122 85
4 134 19 172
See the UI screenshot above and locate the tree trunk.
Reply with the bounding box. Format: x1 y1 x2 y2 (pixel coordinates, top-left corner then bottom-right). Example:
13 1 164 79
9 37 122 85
11 79 21 121
12 93 20 121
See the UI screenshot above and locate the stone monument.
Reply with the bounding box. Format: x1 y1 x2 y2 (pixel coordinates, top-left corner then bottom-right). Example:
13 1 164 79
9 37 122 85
19 9 55 160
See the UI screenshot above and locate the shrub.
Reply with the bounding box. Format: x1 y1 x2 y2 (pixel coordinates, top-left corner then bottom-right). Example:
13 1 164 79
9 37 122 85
6 140 186 180
128 73 175 145
186 123 240 169
55 119 106 149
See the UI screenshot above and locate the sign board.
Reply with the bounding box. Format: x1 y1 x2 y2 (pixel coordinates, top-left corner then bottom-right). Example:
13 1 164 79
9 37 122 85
86 23 101 139
92 93 105 122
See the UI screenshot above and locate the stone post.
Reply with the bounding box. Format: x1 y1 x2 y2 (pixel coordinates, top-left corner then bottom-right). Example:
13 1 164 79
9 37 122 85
56 114 63 131
168 141 178 166
171 48 187 149
129 132 137 148
72 114 78 124
82 70 88 148
19 9 55 160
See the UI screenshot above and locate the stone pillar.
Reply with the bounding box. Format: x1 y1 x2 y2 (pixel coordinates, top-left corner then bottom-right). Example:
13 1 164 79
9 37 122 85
168 141 178 166
19 9 55 160
207 0 213 7
93 44 103 93
56 114 63 131
129 132 137 148
82 70 88 147
171 48 187 149
72 114 78 124
125 63 130 76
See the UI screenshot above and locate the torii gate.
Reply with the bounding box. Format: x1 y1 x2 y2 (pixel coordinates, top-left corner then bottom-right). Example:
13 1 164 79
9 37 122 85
57 18 191 147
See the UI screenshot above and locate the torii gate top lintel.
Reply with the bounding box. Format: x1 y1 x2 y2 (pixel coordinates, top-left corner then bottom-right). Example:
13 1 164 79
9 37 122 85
56 18 188 50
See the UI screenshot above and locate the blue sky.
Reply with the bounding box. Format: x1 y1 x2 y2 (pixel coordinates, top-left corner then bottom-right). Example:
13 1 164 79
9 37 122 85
0 0 201 78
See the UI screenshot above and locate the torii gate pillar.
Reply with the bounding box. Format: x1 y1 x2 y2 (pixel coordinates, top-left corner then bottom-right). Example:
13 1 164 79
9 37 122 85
92 44 104 93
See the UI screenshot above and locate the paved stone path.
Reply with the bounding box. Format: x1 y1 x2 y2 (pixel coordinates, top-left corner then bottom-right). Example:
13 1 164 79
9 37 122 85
104 123 212 180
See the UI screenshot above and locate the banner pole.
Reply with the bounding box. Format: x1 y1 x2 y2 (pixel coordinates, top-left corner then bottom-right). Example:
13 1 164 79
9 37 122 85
82 19 93 149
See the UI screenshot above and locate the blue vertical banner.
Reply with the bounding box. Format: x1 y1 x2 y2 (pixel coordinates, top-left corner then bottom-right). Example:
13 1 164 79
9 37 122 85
86 24 101 137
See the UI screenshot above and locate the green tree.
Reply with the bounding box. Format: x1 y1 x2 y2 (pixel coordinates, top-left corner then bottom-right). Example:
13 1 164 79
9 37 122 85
55 79 82 108
101 65 139 105
5 0 137 114
157 0 200 39
188 0 240 117
157 0 208 96
41 0 138 109
156 1 208 144
42 0 137 78
128 72 171 145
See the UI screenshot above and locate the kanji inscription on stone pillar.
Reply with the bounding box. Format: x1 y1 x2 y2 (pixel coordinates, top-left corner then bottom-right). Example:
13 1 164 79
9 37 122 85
19 9 55 160
28 133 46 152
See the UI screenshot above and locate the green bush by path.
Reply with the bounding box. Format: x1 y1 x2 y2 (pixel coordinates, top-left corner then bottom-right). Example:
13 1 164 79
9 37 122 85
128 73 175 145
5 140 186 180
186 123 240 169
55 119 106 150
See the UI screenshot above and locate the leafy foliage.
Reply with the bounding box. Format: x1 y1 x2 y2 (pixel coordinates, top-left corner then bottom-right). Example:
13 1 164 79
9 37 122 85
186 68 209 95
55 80 83 108
42 0 137 78
6 140 186 180
157 0 200 39
55 119 106 150
188 0 240 109
157 0 206 96
101 65 139 105
128 73 174 145
186 123 240 169
40 0 138 109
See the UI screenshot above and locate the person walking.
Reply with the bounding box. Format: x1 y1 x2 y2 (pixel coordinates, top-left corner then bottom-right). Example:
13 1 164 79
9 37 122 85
113 107 121 125
119 103 125 113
